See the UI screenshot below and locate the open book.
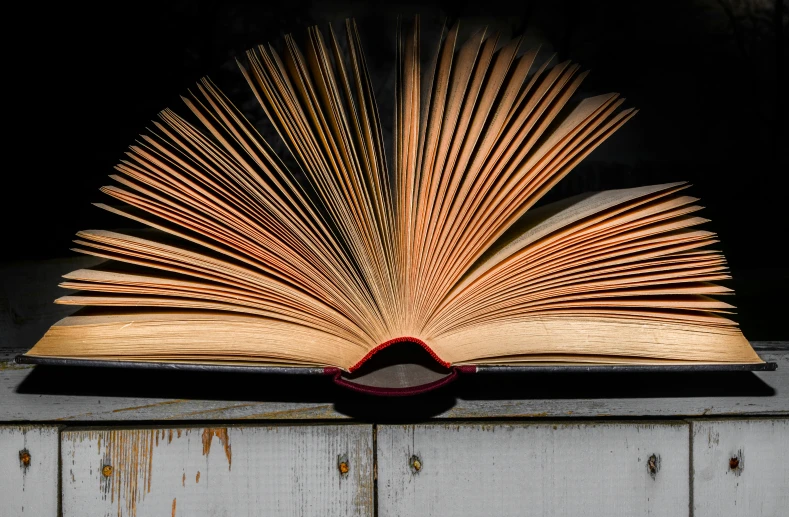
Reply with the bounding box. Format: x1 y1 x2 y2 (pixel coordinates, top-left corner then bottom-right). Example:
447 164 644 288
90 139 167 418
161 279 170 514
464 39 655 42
22 18 765 389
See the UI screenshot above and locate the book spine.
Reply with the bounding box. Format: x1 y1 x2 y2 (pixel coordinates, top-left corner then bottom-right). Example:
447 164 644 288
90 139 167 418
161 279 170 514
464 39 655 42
348 337 451 372
324 365 477 396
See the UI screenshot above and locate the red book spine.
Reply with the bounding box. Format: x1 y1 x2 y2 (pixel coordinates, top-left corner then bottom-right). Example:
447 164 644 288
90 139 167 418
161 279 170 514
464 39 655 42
348 336 450 372
325 338 477 396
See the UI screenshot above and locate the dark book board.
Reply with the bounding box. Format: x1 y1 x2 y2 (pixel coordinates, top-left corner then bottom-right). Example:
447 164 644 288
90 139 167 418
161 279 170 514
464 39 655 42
16 354 778 397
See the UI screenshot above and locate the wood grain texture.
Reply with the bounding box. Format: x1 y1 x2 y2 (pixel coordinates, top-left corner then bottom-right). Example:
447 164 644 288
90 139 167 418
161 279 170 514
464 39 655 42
0 425 60 516
691 418 788 517
377 422 690 517
61 424 373 517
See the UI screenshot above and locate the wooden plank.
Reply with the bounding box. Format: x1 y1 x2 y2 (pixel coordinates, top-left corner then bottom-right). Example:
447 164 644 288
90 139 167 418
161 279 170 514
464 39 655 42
0 425 60 516
691 418 789 517
377 422 690 517
61 424 373 517
2 344 786 422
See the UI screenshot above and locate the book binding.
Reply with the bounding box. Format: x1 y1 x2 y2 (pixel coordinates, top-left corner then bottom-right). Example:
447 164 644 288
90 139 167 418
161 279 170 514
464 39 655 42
15 354 776 396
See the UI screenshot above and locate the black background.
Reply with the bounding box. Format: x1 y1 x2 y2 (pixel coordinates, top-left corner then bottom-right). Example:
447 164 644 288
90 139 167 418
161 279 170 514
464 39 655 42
4 0 787 339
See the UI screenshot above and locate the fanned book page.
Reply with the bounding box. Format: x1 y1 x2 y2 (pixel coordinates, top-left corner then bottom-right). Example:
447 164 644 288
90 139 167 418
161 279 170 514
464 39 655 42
25 17 762 371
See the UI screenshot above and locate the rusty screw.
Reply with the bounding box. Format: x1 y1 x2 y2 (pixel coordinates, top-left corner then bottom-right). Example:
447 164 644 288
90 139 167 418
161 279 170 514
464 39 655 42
647 454 660 479
19 449 31 467
337 454 349 476
729 456 740 470
410 455 422 473
647 455 657 474
102 464 113 477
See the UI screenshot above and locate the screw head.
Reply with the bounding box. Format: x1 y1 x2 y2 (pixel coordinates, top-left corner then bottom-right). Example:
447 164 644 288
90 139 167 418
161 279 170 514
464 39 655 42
337 454 349 476
19 450 31 467
102 464 113 477
410 455 422 473
647 454 660 479
729 457 740 470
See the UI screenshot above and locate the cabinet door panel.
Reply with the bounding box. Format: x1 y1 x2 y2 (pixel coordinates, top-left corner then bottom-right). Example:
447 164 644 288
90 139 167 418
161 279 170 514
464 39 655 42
61 425 373 517
691 418 788 517
0 425 59 517
377 422 689 517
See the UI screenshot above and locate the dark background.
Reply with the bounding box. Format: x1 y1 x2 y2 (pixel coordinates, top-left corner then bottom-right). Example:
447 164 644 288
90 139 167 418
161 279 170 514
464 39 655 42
4 0 787 339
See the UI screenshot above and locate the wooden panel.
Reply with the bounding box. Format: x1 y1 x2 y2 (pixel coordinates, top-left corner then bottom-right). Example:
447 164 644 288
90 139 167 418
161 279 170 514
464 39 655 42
61 425 373 517
377 422 690 517
691 418 789 517
0 425 60 516
2 344 787 422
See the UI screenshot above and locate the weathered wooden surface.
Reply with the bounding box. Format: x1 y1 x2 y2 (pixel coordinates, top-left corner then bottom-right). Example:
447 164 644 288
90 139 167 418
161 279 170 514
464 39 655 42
377 422 689 517
61 424 373 517
691 418 788 517
0 425 60 516
1 343 786 422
